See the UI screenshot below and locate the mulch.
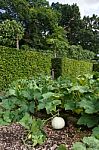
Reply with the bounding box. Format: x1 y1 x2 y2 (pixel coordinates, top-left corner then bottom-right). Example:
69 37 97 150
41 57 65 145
0 119 91 150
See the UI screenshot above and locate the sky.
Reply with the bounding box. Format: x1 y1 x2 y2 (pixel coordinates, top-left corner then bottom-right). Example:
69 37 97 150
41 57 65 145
48 0 99 18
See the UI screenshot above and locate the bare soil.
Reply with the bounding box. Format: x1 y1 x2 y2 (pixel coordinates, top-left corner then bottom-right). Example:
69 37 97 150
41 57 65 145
0 119 91 150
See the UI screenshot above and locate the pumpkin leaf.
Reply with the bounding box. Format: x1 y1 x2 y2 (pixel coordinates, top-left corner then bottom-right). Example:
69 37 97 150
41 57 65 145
92 126 99 139
72 142 86 150
77 114 99 127
64 101 76 111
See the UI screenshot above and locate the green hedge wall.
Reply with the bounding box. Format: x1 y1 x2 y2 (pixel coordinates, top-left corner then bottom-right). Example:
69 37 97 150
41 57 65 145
0 46 52 90
0 46 93 90
93 63 99 72
62 57 93 78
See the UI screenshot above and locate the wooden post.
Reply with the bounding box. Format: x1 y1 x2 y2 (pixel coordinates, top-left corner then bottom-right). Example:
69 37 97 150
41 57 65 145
16 34 19 49
52 69 54 80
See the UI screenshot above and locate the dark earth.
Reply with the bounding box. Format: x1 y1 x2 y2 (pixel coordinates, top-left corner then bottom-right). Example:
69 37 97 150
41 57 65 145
0 117 91 150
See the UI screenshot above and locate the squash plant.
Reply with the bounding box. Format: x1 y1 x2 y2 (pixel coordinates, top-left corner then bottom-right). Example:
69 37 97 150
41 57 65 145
76 74 99 127
19 113 46 146
0 76 62 125
0 73 99 128
72 136 99 150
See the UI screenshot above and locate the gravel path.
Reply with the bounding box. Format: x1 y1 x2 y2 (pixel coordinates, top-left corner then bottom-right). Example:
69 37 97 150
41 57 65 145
0 121 91 150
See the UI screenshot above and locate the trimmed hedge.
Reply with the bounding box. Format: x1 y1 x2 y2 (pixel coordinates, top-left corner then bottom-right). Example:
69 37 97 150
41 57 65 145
0 46 52 90
93 63 99 72
0 46 93 90
52 57 93 79
62 57 93 78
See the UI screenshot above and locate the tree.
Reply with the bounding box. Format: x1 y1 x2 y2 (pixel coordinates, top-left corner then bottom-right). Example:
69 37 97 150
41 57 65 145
0 19 24 49
46 26 69 57
51 3 99 54
72 15 99 54
51 3 82 44
0 0 61 50
23 6 60 49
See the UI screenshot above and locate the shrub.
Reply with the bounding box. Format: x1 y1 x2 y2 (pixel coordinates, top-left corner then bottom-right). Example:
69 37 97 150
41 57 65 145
0 46 51 90
67 45 95 60
62 57 93 78
51 57 93 79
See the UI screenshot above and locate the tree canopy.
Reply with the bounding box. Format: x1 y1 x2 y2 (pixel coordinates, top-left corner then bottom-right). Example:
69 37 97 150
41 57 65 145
0 19 24 48
0 0 99 54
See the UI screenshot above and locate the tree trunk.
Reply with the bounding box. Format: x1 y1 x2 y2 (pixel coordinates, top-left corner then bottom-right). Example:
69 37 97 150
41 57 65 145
16 34 19 49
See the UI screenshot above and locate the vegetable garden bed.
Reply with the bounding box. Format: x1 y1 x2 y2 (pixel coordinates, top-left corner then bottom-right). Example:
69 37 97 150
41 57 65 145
0 112 91 150
0 73 99 150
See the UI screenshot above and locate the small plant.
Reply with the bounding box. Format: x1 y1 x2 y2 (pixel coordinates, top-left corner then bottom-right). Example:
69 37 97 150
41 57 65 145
19 113 46 146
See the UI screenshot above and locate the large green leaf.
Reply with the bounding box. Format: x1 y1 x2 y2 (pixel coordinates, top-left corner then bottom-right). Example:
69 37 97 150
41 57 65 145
77 114 99 127
45 100 61 114
70 85 89 93
42 92 54 99
64 101 76 111
21 89 34 100
72 142 86 150
33 89 42 100
2 97 18 110
92 126 99 139
83 136 99 149
79 99 95 114
19 113 32 129
28 101 35 113
3 111 11 123
0 119 9 126
38 102 45 110
79 99 99 114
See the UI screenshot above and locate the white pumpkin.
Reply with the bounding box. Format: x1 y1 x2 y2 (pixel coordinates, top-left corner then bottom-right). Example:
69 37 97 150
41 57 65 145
51 117 65 129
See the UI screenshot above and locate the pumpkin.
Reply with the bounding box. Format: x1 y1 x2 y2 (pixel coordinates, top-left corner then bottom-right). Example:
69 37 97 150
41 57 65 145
51 117 65 129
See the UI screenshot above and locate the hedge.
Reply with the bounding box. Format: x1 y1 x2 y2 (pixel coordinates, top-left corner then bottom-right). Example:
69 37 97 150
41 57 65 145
0 46 52 90
62 57 93 78
0 46 94 90
52 57 93 79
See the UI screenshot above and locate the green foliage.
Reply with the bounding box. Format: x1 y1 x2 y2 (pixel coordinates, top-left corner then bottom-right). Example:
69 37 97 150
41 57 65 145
57 144 67 150
0 46 51 90
1 0 99 53
0 73 99 128
46 26 69 57
0 19 24 48
0 76 61 125
72 136 99 150
52 3 99 54
77 114 99 128
51 58 62 79
77 15 99 54
51 57 93 79
72 142 86 150
67 45 95 60
93 64 99 72
92 126 99 139
19 113 46 146
62 58 93 79
0 46 93 90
